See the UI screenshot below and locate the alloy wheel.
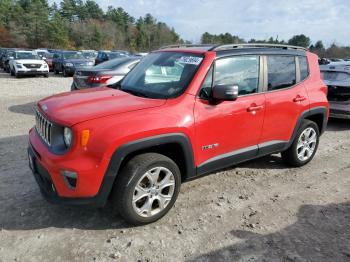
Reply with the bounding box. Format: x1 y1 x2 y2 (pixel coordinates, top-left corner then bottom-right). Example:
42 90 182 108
132 166 175 218
296 127 317 161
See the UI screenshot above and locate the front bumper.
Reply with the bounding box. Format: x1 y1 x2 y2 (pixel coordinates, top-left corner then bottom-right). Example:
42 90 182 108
64 66 76 75
17 69 48 76
28 128 114 207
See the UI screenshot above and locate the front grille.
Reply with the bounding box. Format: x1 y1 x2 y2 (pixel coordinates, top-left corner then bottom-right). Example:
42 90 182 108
35 110 53 146
24 64 41 69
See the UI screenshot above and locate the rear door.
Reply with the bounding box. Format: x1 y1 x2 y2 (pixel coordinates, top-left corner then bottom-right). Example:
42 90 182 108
259 55 309 149
194 55 266 169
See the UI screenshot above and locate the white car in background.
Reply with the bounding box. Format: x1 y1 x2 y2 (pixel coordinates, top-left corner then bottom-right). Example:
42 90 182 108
9 51 49 78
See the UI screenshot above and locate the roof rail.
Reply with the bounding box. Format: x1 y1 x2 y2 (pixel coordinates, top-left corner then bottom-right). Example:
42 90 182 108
159 44 214 49
210 43 308 51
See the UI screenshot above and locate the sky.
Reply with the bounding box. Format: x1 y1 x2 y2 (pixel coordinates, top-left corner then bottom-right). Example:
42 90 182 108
51 0 350 46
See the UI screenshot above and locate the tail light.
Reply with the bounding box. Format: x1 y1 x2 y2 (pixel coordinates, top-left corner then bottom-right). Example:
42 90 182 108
87 75 112 84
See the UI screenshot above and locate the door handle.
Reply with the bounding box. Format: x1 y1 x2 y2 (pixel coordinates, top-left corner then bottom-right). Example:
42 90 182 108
293 95 307 102
247 105 264 112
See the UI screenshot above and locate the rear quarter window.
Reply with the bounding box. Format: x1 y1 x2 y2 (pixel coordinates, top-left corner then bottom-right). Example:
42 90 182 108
267 56 296 91
299 56 309 81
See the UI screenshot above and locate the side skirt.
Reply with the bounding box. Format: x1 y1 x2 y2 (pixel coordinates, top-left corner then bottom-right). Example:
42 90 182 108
196 140 288 177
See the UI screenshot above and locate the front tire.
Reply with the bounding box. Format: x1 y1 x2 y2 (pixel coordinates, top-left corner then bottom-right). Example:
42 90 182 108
282 120 320 167
112 153 181 225
63 68 68 77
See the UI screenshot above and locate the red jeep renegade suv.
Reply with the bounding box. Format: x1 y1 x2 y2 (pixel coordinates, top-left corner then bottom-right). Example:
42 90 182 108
28 44 329 225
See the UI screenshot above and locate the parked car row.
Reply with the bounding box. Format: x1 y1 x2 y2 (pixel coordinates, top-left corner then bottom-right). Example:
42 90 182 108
0 48 49 77
0 47 146 78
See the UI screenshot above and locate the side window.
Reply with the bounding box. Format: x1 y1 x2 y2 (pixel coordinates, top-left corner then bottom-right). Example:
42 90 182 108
199 66 213 99
267 56 296 91
299 56 309 81
214 56 259 95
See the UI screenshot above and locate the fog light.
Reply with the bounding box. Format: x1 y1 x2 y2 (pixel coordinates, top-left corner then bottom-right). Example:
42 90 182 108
61 170 77 189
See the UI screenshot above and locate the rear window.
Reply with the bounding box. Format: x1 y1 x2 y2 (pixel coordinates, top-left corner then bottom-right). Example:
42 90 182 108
299 56 309 81
267 56 296 91
94 58 131 69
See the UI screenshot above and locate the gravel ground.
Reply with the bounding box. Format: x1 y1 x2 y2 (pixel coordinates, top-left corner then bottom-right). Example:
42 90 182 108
0 71 349 262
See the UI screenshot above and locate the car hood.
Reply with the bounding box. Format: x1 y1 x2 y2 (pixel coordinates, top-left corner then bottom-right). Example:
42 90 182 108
15 59 45 64
38 88 166 126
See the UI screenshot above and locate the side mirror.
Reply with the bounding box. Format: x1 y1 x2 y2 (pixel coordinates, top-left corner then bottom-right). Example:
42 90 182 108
212 84 239 101
9 56 14 60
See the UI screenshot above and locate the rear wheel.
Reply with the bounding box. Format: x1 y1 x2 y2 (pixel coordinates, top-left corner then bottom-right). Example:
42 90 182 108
112 153 181 225
282 120 319 167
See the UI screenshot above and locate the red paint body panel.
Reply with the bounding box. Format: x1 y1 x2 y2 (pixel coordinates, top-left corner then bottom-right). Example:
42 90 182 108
194 94 265 165
28 49 329 199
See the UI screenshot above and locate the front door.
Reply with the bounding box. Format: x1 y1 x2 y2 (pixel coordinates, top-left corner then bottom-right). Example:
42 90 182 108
194 55 266 172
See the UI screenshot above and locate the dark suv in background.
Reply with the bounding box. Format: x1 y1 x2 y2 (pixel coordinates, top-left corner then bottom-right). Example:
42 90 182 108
320 62 350 119
53 51 95 77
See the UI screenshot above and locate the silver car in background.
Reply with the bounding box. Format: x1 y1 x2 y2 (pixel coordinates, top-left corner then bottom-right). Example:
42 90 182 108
320 62 350 119
71 57 140 90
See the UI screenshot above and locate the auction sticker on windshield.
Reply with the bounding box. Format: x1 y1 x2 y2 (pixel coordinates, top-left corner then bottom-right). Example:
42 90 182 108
178 56 203 65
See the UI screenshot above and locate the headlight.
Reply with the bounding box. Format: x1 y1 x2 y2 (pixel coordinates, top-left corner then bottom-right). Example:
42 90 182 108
43 64 48 68
65 63 73 67
63 127 73 147
16 63 22 68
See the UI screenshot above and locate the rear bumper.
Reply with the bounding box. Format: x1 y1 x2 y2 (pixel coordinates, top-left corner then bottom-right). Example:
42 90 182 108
329 101 350 119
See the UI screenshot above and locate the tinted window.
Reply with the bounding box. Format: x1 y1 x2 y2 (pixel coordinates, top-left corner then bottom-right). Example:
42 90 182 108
267 56 296 91
94 57 133 69
299 56 309 81
215 56 259 95
63 52 84 59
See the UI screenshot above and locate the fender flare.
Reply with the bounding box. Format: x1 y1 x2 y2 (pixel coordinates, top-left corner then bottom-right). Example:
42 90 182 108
284 106 328 150
95 133 196 206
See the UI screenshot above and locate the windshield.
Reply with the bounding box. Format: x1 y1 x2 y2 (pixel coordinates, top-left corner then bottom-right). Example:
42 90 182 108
119 52 203 98
37 51 48 57
63 52 84 59
45 53 54 59
94 57 132 69
82 51 97 59
16 52 39 60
